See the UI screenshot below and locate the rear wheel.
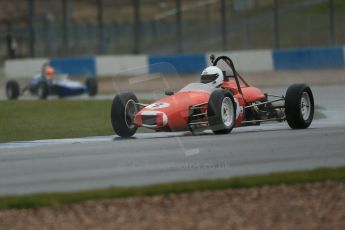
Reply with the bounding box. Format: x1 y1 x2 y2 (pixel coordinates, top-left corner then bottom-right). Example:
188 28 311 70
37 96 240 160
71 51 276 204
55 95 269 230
207 89 236 135
6 80 20 100
285 84 314 129
86 78 98 97
37 81 49 99
111 92 139 137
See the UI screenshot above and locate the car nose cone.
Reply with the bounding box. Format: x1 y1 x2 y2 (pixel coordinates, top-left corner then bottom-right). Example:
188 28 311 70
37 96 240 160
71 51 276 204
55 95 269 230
136 111 168 128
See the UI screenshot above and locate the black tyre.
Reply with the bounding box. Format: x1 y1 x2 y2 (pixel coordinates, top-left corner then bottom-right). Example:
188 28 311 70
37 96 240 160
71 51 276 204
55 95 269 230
6 80 20 100
111 92 139 137
285 84 314 129
86 78 98 97
37 81 49 99
207 89 236 135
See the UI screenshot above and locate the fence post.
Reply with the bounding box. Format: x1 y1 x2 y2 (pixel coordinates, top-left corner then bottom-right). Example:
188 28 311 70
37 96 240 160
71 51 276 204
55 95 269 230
133 0 141 54
176 0 182 53
62 0 69 51
28 0 35 57
220 0 227 50
43 14 49 57
273 0 280 49
6 21 17 59
97 0 104 54
151 19 157 40
328 0 335 45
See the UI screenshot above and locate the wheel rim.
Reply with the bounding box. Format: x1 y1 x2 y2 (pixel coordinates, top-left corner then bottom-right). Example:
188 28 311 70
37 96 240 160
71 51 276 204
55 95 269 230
300 92 311 120
7 86 13 98
221 97 234 127
124 99 137 129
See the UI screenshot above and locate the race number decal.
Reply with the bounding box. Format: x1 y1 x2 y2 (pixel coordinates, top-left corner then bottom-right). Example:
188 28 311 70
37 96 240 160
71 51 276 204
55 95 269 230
146 102 170 110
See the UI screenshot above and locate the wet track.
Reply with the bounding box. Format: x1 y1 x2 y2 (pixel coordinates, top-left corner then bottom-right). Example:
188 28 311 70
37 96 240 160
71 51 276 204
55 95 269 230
0 85 345 195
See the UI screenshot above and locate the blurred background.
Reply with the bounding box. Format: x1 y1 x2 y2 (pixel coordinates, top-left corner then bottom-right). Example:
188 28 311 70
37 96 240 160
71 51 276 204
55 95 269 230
0 0 343 60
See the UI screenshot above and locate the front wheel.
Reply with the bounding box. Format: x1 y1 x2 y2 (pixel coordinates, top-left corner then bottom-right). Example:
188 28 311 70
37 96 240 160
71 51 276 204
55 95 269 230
207 89 236 135
86 78 98 97
285 84 314 129
6 80 20 100
111 92 139 137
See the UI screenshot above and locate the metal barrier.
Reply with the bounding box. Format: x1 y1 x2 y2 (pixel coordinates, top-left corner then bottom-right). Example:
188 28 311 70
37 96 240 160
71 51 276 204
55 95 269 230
4 47 345 79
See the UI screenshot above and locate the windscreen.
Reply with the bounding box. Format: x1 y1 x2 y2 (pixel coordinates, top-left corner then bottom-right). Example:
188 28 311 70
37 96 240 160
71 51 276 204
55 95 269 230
179 83 214 93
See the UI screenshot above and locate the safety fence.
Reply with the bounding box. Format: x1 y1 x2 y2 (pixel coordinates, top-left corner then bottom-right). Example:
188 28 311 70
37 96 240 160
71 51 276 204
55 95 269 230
1 0 344 60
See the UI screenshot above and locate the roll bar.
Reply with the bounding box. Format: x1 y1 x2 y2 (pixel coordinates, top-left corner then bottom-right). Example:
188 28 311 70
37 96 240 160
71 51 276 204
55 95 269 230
210 54 245 95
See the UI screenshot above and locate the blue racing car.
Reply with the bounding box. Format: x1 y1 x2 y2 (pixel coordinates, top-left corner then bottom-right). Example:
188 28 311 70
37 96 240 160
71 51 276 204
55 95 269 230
6 65 98 100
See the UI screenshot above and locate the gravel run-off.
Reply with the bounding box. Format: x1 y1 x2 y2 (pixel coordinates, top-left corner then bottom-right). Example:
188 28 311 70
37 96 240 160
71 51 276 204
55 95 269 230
0 181 344 230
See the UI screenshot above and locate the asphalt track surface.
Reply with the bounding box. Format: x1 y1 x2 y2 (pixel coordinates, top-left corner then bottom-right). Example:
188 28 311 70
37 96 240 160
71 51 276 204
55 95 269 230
0 85 345 196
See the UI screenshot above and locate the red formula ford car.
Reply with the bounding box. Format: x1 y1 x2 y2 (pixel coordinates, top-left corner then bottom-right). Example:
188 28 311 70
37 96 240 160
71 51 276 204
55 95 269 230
111 55 314 137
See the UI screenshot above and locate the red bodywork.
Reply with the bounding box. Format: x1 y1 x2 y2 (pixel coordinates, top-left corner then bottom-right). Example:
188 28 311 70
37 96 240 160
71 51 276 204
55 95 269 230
134 75 265 131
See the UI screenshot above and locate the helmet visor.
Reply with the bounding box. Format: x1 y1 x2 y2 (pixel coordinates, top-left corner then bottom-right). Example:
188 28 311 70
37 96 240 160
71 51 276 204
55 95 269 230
201 73 219 84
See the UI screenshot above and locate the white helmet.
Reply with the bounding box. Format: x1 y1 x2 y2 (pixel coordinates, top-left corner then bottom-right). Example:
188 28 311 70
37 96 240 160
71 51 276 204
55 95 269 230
200 66 224 87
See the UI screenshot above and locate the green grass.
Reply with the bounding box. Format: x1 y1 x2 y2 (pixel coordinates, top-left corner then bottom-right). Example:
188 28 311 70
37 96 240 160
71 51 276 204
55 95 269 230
0 166 344 210
0 100 114 143
0 100 154 143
